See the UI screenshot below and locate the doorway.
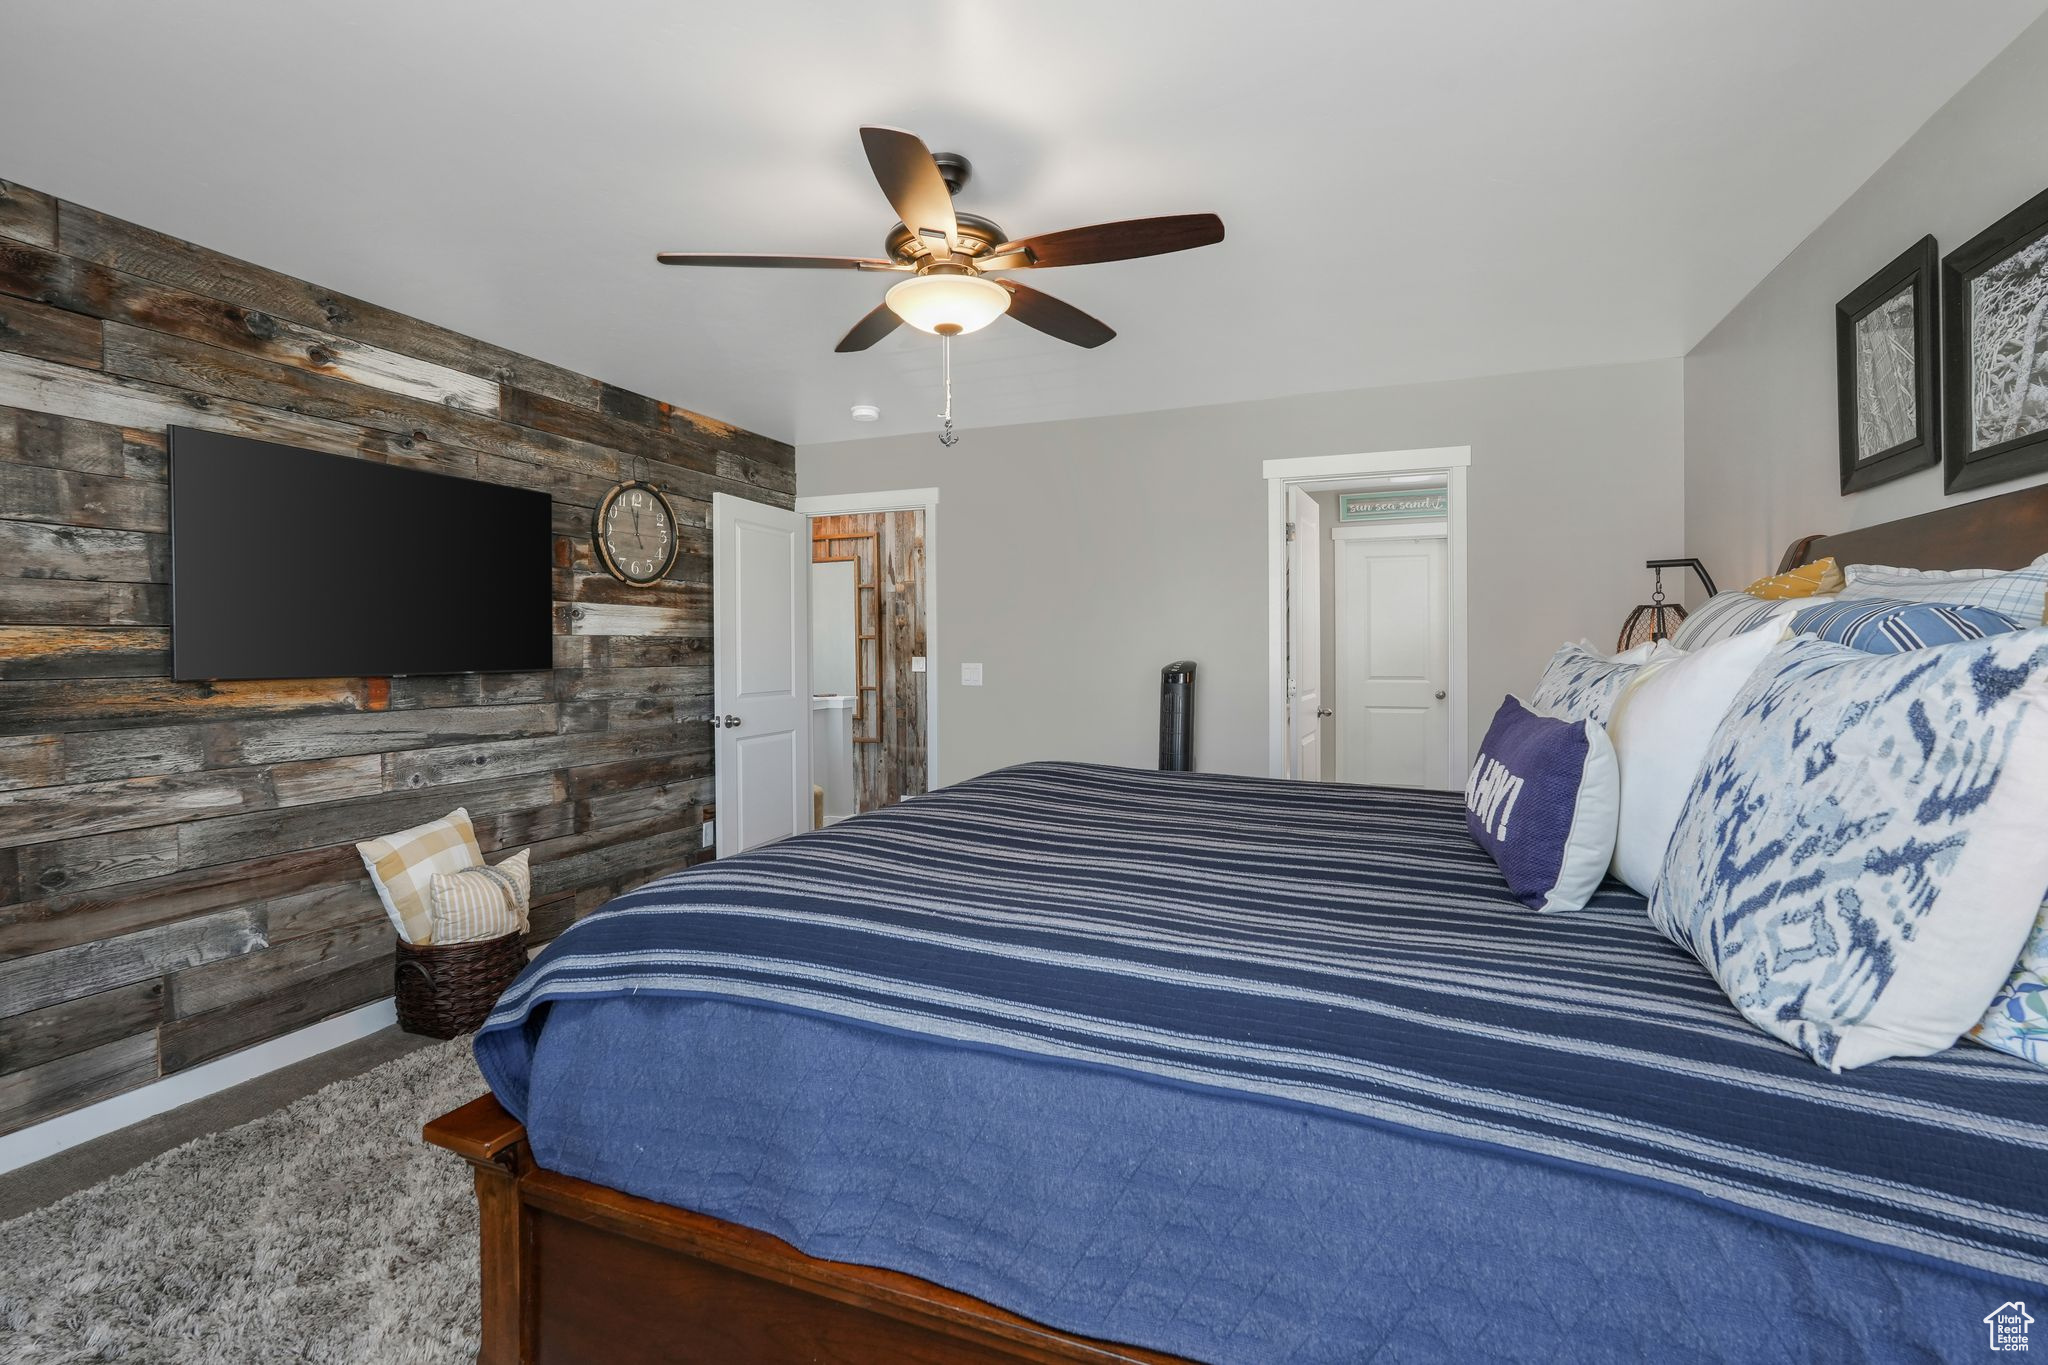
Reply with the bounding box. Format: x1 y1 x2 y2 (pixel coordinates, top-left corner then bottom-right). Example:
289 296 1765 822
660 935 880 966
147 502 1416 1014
1331 518 1450 787
1265 449 1469 789
796 488 939 821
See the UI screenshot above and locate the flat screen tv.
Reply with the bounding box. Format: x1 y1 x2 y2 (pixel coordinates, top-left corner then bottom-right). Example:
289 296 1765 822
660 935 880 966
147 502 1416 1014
169 427 554 681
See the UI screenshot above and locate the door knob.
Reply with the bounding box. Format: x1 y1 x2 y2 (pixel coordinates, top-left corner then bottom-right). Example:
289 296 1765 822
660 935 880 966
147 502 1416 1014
722 715 743 728
1316 707 1334 718
1434 690 1447 700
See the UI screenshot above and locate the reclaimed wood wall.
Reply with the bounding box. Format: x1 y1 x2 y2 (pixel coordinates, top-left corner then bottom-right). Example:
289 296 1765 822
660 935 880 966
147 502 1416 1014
0 178 794 1137
809 512 926 811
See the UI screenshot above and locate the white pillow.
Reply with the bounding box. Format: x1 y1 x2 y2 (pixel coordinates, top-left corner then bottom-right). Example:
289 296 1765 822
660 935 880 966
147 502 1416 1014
1607 627 1780 896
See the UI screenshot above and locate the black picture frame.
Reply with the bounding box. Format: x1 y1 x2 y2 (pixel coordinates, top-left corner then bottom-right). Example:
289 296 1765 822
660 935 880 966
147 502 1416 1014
1944 184 2048 493
1835 235 1939 494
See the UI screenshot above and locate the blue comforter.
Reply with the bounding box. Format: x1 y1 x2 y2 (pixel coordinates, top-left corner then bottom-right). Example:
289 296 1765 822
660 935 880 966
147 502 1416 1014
477 762 2048 1362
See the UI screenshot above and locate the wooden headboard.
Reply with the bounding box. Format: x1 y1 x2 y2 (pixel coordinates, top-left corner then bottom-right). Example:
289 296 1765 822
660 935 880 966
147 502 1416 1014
1777 482 2048 575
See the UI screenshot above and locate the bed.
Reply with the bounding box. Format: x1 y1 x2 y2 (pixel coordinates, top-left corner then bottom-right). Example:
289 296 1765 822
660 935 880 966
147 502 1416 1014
427 487 2048 1365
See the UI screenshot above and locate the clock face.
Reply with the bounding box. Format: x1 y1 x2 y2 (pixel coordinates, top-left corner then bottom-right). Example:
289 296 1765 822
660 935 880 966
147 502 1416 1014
598 482 677 585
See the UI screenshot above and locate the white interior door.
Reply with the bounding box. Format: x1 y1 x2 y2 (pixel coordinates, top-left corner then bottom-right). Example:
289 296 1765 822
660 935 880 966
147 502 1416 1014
1285 487 1323 780
713 493 811 856
1334 531 1449 788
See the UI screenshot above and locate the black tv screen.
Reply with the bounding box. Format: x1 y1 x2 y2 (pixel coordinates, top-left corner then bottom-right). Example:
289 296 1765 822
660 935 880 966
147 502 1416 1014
170 427 554 681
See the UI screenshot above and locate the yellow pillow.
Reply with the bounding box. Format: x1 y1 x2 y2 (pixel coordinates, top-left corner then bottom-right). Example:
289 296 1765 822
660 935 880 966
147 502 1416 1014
1745 557 1842 600
355 807 482 945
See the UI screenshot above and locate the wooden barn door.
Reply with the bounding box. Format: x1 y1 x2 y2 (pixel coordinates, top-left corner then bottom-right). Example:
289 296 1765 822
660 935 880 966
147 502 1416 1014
810 511 927 812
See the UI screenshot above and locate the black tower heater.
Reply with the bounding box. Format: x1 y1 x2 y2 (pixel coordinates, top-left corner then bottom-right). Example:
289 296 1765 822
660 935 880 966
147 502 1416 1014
1159 661 1197 771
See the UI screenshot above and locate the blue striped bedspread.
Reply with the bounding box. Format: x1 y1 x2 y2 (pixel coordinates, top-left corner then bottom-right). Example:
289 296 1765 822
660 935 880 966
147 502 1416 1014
475 761 2048 1287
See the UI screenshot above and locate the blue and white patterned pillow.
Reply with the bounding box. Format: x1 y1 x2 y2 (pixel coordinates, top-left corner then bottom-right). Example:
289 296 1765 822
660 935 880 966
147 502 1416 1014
1841 553 2048 622
1528 641 1673 725
1788 596 2027 654
1649 630 2048 1071
1669 592 1804 651
1975 905 2048 1067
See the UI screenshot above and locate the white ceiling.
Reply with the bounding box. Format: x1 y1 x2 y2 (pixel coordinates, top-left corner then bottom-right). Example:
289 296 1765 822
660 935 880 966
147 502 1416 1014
1 1 2042 446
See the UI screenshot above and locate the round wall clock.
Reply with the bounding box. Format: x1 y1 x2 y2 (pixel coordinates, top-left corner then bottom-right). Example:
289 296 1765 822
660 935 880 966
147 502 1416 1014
595 480 679 586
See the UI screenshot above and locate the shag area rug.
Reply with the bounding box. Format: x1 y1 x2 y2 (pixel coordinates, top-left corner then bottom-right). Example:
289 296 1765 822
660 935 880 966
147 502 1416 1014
0 1039 483 1363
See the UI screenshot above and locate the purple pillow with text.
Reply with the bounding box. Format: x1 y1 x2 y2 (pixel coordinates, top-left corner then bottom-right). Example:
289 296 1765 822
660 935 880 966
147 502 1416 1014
1465 696 1620 913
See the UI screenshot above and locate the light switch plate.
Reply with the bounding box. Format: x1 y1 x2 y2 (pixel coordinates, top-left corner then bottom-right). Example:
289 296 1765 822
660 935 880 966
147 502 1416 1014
911 656 927 673
961 662 983 686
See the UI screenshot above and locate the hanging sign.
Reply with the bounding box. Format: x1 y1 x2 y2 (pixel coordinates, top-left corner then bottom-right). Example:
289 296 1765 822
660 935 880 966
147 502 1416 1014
1338 488 1448 522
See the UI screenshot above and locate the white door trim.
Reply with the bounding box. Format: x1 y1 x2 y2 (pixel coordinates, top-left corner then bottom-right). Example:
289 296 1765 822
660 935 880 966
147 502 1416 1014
1262 446 1470 481
1265 449 1470 786
796 487 940 516
1330 520 1448 543
793 487 941 789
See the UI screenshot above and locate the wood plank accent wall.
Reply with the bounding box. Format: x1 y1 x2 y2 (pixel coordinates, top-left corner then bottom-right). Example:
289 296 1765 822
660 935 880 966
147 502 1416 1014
0 178 793 1136
809 512 926 812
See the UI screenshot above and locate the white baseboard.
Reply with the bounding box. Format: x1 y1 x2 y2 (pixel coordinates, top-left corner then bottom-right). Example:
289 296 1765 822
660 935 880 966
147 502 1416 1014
0 997 399 1177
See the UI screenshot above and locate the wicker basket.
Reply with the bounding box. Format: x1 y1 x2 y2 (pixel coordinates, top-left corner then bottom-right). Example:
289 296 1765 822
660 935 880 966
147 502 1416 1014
394 930 526 1039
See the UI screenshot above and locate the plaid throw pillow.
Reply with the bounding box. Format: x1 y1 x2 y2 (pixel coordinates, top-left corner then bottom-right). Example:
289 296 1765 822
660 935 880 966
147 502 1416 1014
356 808 483 944
1841 553 2048 622
429 849 531 946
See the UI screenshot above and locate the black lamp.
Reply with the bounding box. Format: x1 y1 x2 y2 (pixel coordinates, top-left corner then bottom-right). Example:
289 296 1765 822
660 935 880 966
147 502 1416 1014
1617 558 1718 652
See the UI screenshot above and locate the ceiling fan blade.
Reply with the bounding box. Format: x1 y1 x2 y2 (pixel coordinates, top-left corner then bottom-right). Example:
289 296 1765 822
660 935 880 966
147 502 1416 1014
834 301 903 353
859 126 959 252
656 252 907 271
980 213 1224 270
996 280 1115 348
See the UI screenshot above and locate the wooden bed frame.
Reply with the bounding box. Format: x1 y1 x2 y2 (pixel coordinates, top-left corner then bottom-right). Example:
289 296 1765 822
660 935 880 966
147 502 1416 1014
1775 481 2048 574
424 1095 1186 1364
429 483 2048 1365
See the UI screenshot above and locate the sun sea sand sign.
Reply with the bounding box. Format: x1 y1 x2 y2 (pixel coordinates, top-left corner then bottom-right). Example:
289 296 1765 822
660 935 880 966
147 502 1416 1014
1338 487 1448 522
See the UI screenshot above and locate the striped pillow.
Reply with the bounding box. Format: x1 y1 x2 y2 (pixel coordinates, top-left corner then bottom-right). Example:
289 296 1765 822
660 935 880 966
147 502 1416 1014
1789 597 2027 654
356 808 482 945
1745 557 1843 600
1841 553 2048 622
429 849 531 946
1668 592 1805 651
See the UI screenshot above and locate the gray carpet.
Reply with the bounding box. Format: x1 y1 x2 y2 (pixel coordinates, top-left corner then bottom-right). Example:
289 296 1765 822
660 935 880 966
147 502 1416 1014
0 1039 484 1364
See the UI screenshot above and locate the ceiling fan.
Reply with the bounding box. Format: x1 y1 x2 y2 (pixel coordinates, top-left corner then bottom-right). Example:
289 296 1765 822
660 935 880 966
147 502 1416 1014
656 126 1225 355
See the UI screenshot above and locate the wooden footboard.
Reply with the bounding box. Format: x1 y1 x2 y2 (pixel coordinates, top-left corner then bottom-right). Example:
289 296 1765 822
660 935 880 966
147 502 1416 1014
424 1096 1190 1365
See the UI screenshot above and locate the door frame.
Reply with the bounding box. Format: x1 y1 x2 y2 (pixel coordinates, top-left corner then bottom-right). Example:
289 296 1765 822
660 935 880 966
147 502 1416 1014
1262 447 1470 786
1284 484 1324 780
793 486 941 790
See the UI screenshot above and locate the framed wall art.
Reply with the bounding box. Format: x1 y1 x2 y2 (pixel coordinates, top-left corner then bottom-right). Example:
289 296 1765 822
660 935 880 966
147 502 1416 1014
1944 185 2048 493
1836 235 1939 494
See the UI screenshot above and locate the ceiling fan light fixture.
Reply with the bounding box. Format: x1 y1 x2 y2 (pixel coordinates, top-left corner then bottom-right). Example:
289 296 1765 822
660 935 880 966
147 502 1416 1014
884 272 1010 337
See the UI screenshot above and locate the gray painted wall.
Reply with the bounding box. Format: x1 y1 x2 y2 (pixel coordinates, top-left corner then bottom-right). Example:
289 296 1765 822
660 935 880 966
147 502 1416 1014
1686 14 2048 582
799 360 1683 785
